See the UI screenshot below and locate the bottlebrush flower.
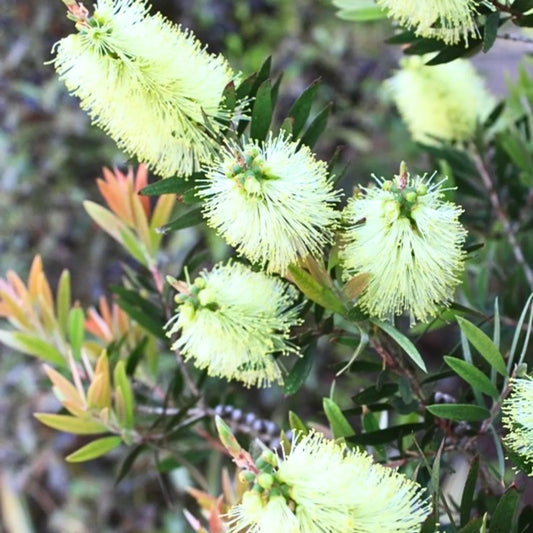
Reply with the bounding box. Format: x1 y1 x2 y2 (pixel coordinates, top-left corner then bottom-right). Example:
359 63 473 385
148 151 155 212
340 163 467 323
53 0 237 177
198 133 341 274
165 262 301 388
502 377 533 473
387 56 494 145
228 430 431 533
376 0 480 44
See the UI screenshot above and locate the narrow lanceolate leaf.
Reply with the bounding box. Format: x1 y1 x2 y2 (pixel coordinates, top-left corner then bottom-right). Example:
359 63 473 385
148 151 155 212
460 456 479 527
284 345 315 395
44 364 85 410
66 436 122 463
483 11 500 53
287 79 320 138
87 353 111 410
68 307 85 361
56 269 71 336
456 317 507 376
34 414 107 435
371 319 427 372
250 80 272 142
157 207 204 234
288 264 346 316
490 487 519 532
343 273 370 301
323 398 355 439
444 356 499 399
298 104 331 149
140 176 191 196
0 331 66 367
114 361 134 429
426 404 490 422
84 201 148 266
288 411 308 436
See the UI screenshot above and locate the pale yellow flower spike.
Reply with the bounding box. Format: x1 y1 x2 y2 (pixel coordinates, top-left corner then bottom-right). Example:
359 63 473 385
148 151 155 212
165 262 302 388
198 133 341 275
376 0 480 44
53 0 237 177
228 430 431 533
502 376 533 475
340 164 467 324
387 55 494 145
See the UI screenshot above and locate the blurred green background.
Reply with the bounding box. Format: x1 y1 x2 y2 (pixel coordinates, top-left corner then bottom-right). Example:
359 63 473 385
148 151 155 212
1 0 531 531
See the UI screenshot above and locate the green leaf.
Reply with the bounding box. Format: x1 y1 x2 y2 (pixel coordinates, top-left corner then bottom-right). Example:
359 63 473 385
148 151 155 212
221 80 237 114
66 436 122 462
456 317 507 376
426 404 490 422
483 11 500 52
288 264 346 316
284 344 315 395
425 39 482 65
111 286 166 339
287 79 320 138
68 307 85 361
336 6 385 22
288 411 308 435
114 361 134 429
349 423 427 446
458 518 485 533
352 383 399 404
444 356 499 399
371 319 427 372
298 104 331 148
157 207 204 234
84 201 147 265
431 439 445 497
250 56 272 97
460 456 479 526
56 269 71 336
490 488 520 532
139 176 199 196
115 444 148 485
323 398 355 438
0 331 66 367
250 80 272 141
34 413 107 435
405 38 445 56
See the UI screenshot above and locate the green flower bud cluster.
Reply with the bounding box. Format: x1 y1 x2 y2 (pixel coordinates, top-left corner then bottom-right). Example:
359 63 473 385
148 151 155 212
382 178 428 220
174 277 219 317
226 146 274 197
240 450 294 507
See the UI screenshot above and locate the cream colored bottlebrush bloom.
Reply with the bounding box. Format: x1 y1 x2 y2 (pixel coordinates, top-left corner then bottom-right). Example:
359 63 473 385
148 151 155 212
228 431 431 532
165 262 301 388
387 56 493 145
340 164 467 323
198 133 341 274
53 0 236 177
376 0 480 44
502 377 533 474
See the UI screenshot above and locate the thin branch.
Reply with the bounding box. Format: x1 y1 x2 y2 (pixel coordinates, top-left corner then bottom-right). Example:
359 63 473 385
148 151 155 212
488 0 522 15
497 33 533 45
471 149 533 291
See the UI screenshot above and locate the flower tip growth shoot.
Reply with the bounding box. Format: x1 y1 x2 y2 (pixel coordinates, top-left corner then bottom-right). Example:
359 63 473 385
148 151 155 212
376 0 480 44
198 133 341 274
387 55 494 145
53 0 237 178
340 162 467 323
165 262 302 388
502 376 533 474
228 430 431 533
